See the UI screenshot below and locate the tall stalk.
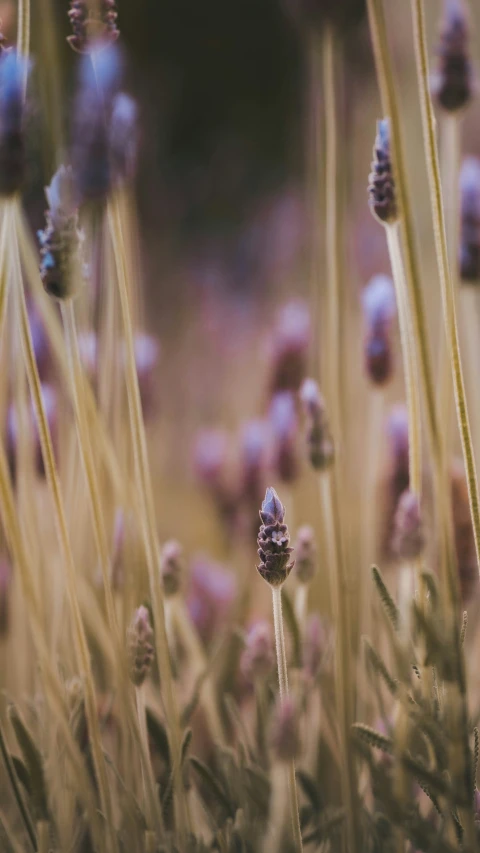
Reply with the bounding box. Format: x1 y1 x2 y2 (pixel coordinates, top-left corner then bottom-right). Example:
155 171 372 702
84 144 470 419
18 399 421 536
410 0 480 581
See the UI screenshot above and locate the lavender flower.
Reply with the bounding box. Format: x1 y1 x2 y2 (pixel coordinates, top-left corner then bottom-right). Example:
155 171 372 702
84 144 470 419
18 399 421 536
269 391 300 483
239 419 269 508
241 620 275 682
431 0 473 113
68 0 119 53
459 157 480 282
187 558 237 647
300 378 334 470
0 51 28 196
194 429 240 534
38 166 82 300
127 605 154 687
391 490 425 560
362 274 396 385
294 525 317 584
268 299 311 395
257 487 294 588
271 696 300 762
160 540 184 597
368 119 397 225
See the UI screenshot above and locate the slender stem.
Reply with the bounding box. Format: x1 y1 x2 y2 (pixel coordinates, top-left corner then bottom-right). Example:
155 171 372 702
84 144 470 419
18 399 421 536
366 0 441 471
16 0 30 99
106 196 188 839
10 202 118 853
36 822 49 853
322 24 342 444
62 301 119 642
271 586 302 853
386 224 422 497
410 0 480 580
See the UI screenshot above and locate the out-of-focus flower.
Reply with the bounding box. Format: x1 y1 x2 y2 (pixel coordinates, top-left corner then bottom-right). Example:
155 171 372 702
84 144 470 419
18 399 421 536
294 525 317 584
271 696 300 762
127 605 154 687
268 299 311 396
161 540 184 597
187 557 237 647
303 612 327 680
38 165 83 300
269 391 300 483
459 157 480 282
300 378 334 471
361 274 396 386
431 0 473 113
391 490 425 560
0 50 28 196
241 620 275 682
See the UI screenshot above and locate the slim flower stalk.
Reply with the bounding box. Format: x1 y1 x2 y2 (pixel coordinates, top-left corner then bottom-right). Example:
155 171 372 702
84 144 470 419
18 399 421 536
107 194 189 839
257 488 302 852
410 0 480 583
7 198 119 853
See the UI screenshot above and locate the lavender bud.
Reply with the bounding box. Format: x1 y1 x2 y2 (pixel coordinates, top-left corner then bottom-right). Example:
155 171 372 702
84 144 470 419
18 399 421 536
362 274 396 385
368 119 397 225
271 696 300 762
38 166 83 300
160 540 184 597
459 157 480 282
109 93 138 185
257 487 295 588
241 620 275 682
268 299 311 395
194 429 239 532
68 0 119 54
127 605 154 687
187 558 237 647
431 0 473 113
300 378 334 470
239 419 269 508
451 459 478 603
391 490 425 560
71 41 124 204
303 613 326 680
380 405 410 560
294 525 316 584
0 51 28 196
269 391 300 483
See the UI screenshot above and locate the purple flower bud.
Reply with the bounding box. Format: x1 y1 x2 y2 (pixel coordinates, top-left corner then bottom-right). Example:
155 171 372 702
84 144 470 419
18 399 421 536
257 488 294 587
127 605 154 687
362 275 396 385
38 165 82 300
241 620 275 682
269 391 300 483
368 119 398 225
431 0 473 113
459 157 480 282
161 540 184 597
300 378 334 471
294 525 316 584
391 490 425 559
187 558 237 647
268 299 311 395
68 0 119 54
271 696 300 762
0 51 28 196
387 404 410 478
303 613 327 680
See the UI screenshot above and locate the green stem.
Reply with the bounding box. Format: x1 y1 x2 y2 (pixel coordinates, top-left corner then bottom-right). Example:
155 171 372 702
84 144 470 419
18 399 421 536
271 587 303 853
410 0 480 581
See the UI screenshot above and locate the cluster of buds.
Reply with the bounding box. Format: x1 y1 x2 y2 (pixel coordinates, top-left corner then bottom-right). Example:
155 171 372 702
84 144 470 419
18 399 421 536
431 0 473 113
68 0 119 53
271 696 300 762
361 274 397 386
391 489 425 560
268 299 311 396
241 620 275 682
38 166 83 300
269 391 300 483
0 51 28 196
300 378 334 471
459 157 480 282
256 487 294 588
127 605 154 687
294 525 317 584
368 119 398 226
160 540 184 597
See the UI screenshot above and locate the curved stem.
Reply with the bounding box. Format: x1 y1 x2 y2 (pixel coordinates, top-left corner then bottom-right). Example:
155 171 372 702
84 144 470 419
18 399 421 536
271 586 302 853
386 224 422 497
411 0 480 580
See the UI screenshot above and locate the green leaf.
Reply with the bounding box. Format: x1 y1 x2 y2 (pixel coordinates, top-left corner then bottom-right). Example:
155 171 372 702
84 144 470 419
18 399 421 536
11 756 31 796
352 723 394 755
8 705 49 822
146 708 170 769
296 770 322 810
190 756 235 818
181 728 193 766
364 638 398 696
0 716 37 850
302 807 345 845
